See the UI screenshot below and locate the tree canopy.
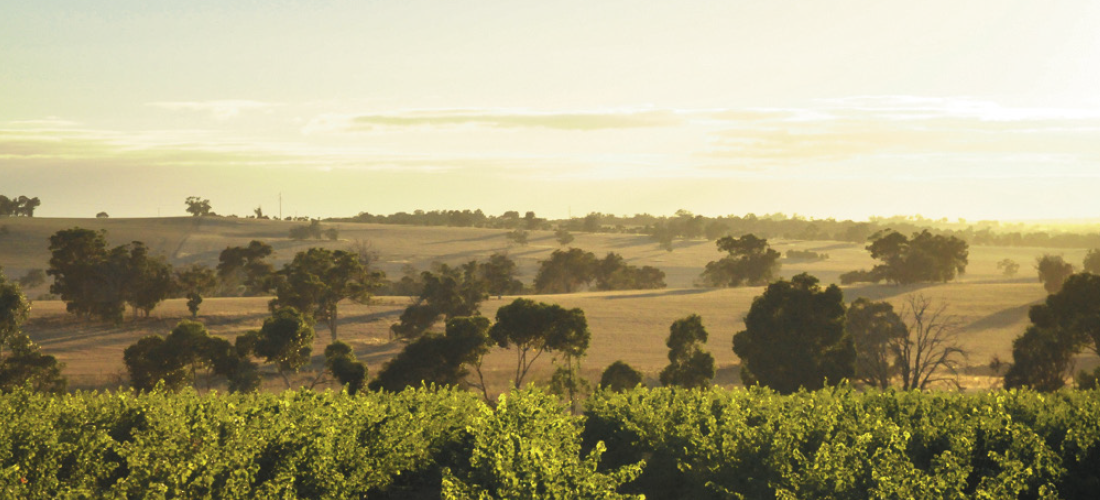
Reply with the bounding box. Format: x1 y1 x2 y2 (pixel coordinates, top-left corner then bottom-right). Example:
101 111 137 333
658 314 715 389
216 240 275 296
270 247 384 341
370 316 492 394
185 196 212 217
732 273 854 394
237 307 315 388
598 361 644 392
863 229 969 284
489 298 590 388
0 268 66 393
701 234 781 287
1036 254 1074 294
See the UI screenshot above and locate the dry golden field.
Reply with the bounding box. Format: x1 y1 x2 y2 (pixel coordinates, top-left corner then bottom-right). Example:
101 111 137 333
2 216 1097 394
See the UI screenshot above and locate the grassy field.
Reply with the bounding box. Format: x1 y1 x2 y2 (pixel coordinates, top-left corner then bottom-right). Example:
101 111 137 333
3 216 1097 393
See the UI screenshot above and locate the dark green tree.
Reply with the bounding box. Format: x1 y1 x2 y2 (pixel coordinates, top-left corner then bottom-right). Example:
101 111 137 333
658 314 715 389
847 298 907 389
1036 254 1074 294
555 228 575 246
237 307 315 388
184 196 212 217
733 273 854 394
123 320 256 392
1003 326 1076 392
176 263 217 317
47 228 123 322
701 234 782 287
996 258 1020 277
216 240 275 296
865 229 969 284
593 252 666 291
370 316 493 396
321 341 367 395
0 269 66 393
489 298 590 388
598 361 643 392
534 248 598 294
270 247 384 341
505 229 529 246
389 264 487 338
120 241 174 318
479 253 524 298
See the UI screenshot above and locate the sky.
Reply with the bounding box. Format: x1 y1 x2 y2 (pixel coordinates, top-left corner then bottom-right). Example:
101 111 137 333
3 1 1100 221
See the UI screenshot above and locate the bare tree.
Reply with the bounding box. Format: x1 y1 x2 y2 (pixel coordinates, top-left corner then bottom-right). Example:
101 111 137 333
893 293 968 390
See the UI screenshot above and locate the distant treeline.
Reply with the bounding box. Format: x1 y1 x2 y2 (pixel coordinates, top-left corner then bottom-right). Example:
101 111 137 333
333 210 1100 249
0 195 40 217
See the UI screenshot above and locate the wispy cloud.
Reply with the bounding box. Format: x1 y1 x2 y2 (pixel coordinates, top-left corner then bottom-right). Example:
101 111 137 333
147 100 278 120
305 108 684 133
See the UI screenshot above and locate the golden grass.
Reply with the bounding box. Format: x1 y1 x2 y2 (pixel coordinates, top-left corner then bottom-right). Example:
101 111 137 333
6 217 1098 393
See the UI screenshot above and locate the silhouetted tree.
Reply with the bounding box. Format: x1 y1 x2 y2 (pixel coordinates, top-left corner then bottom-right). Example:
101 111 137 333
505 229 529 246
479 253 524 298
534 248 598 293
176 263 217 317
489 298 590 389
997 258 1020 277
0 268 65 393
555 228 575 246
217 240 275 295
659 314 715 389
120 241 174 318
599 361 643 392
1084 249 1100 274
847 298 907 389
320 341 367 395
47 228 119 321
185 196 212 217
701 234 781 287
96 211 109 219
893 294 967 390
371 316 493 395
1036 254 1074 294
864 229 968 284
733 273 854 394
16 269 46 290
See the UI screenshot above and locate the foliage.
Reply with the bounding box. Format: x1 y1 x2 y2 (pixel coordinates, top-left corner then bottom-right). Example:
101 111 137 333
175 263 217 317
785 249 829 261
389 263 489 339
847 298 907 389
371 316 492 395
16 269 46 290
123 320 257 393
322 341 367 395
119 241 174 318
599 361 644 392
555 227 575 246
479 252 524 298
0 195 41 217
1084 249 1100 274
658 315 715 389
865 229 969 284
594 252 666 291
583 386 1100 499
733 273 854 394
0 270 65 393
1006 273 1100 391
535 248 598 293
443 389 644 499
701 234 782 287
490 298 590 388
238 307 315 388
997 258 1021 277
1037 254 1075 294
505 229 529 246
270 247 384 341
216 240 275 296
839 269 882 285
184 196 212 217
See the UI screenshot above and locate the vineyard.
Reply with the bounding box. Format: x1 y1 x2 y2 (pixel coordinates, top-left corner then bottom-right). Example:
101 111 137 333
1 386 1098 499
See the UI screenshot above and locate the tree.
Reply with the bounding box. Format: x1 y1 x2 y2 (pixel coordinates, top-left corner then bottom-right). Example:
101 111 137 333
1036 254 1074 294
96 211 109 218
534 248 598 294
893 294 967 390
1003 326 1075 392
864 229 968 284
479 253 524 298
17 269 46 290
701 234 781 287
185 196 212 217
270 247 384 341
47 228 132 323
370 316 493 396
732 273 854 394
124 320 257 392
505 229 529 246
555 228 575 246
599 361 643 392
593 252 665 291
997 258 1020 277
390 263 489 338
217 240 275 295
1084 249 1100 274
659 314 715 389
119 241 174 318
847 298 907 390
489 298 590 389
0 269 66 393
238 307 315 388
321 341 367 395
176 263 217 317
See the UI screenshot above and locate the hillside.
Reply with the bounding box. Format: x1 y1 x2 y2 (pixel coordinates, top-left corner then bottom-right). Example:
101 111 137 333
3 216 1096 393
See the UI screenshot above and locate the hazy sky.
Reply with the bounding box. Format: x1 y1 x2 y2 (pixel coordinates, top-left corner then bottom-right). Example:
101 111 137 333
4 1 1100 221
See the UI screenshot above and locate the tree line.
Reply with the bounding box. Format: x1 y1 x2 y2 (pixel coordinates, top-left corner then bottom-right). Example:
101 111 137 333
0 195 40 217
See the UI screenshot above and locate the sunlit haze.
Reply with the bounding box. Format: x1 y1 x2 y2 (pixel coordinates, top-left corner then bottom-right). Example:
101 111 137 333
4 1 1100 221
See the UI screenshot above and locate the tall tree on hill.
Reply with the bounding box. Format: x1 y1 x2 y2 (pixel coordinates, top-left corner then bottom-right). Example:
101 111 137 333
489 298 590 389
270 248 384 341
184 196 212 217
237 307 315 388
733 273 854 394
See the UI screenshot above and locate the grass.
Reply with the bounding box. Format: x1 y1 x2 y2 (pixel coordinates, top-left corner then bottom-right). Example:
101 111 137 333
5 216 1098 394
